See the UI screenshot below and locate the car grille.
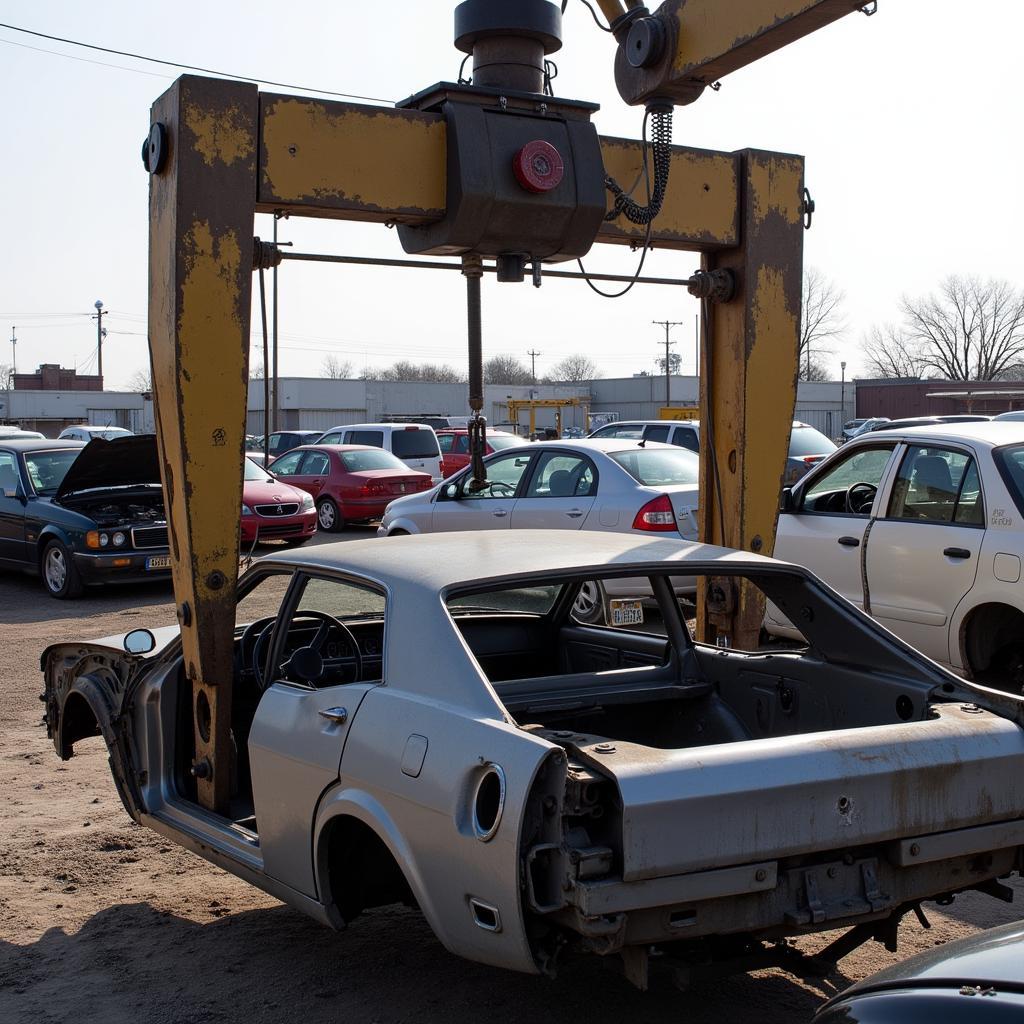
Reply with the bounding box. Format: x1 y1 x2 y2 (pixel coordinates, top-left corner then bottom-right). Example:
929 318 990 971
253 523 302 537
255 503 300 517
132 526 169 549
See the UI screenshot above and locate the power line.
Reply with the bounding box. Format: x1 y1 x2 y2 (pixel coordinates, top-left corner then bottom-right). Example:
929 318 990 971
653 320 683 407
0 36 170 78
0 22 395 103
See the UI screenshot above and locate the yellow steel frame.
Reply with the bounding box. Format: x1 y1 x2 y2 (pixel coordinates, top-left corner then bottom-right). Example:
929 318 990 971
506 398 591 438
146 0 864 810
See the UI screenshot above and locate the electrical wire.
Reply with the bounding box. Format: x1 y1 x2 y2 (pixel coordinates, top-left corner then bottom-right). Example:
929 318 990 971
0 22 395 103
0 36 170 78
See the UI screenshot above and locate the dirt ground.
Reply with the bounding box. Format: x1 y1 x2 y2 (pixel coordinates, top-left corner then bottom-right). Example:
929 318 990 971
2 529 1022 1024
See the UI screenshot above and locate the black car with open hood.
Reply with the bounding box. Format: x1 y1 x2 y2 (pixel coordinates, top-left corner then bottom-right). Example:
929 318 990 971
0 436 171 598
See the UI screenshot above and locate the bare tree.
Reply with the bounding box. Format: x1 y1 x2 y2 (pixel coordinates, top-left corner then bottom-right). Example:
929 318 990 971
483 354 532 385
545 354 598 383
362 360 466 383
321 355 353 379
800 267 846 381
0 362 12 386
900 275 1024 380
126 368 152 393
861 323 927 379
655 351 682 375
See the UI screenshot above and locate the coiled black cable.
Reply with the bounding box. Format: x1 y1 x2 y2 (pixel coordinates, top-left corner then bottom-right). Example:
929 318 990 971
605 107 673 225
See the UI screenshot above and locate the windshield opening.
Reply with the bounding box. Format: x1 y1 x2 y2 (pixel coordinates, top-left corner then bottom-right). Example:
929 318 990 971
487 434 523 451
788 426 837 457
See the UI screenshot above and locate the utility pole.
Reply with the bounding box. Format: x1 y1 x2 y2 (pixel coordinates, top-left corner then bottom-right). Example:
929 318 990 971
10 325 16 377
92 300 106 385
527 348 541 385
653 320 683 407
271 215 280 433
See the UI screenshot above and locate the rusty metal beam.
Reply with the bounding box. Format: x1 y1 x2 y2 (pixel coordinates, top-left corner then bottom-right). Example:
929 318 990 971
147 75 258 812
257 94 739 251
696 150 804 650
615 0 868 106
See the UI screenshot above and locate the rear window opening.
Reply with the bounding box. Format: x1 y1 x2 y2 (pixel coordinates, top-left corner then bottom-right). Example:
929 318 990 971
611 448 699 485
341 450 407 472
788 426 836 457
392 431 441 459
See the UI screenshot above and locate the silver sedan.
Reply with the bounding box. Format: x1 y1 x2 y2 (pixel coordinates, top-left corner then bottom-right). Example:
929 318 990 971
378 439 700 622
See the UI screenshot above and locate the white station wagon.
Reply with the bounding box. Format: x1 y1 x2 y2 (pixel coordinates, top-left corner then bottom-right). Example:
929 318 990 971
772 422 1024 693
43 531 1024 989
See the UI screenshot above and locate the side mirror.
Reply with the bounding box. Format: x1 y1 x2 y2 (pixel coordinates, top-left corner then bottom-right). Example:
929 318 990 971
443 482 460 500
3 480 27 503
124 628 157 655
779 487 796 513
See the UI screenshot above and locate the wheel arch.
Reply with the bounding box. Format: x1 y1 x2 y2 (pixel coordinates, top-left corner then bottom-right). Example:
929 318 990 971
960 601 1024 677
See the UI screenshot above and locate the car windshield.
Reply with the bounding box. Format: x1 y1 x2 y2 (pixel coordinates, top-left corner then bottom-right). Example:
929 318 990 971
341 449 406 472
488 434 523 450
993 444 1024 516
448 585 562 615
24 450 81 496
789 426 837 457
391 430 440 459
244 458 272 481
610 448 699 485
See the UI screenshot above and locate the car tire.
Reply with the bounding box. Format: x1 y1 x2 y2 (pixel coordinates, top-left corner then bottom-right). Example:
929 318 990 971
282 537 312 548
572 580 606 624
988 643 1024 697
387 529 409 536
316 497 344 533
41 539 85 599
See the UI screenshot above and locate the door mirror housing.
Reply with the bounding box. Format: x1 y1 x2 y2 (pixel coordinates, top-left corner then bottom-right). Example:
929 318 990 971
123 628 157 655
779 487 796 513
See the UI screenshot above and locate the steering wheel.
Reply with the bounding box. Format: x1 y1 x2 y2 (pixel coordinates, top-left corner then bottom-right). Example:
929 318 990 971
251 610 363 691
845 481 877 514
485 480 516 496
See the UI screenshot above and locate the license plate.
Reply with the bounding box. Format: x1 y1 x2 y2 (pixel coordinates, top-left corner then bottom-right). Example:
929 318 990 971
609 599 643 626
145 555 172 571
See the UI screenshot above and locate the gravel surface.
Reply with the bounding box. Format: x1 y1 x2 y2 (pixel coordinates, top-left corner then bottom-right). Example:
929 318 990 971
2 528 1022 1024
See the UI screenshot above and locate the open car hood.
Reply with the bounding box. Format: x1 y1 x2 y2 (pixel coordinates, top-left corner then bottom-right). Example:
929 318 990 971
55 435 161 498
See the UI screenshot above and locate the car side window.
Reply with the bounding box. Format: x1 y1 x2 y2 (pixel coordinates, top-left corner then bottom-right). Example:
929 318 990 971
347 430 384 447
801 445 896 515
460 452 533 499
454 435 470 454
671 426 700 452
642 425 671 443
268 434 285 454
300 452 330 476
271 451 304 476
437 434 455 454
320 433 343 445
0 451 19 496
526 452 596 498
887 446 982 525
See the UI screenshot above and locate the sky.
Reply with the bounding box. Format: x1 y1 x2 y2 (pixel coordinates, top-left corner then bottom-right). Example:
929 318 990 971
1 1 1022 389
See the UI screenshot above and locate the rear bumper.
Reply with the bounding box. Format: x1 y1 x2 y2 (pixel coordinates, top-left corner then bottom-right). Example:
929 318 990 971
73 549 172 584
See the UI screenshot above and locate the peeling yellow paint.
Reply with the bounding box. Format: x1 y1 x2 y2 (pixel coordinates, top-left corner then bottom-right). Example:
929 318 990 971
262 98 447 212
746 263 799 556
749 156 803 228
674 0 823 74
188 103 255 168
600 141 738 247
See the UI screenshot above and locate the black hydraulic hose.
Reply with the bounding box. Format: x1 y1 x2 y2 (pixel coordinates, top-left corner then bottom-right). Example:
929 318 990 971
462 256 488 490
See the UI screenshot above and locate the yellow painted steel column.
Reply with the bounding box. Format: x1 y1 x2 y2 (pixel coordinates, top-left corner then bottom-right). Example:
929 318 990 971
147 75 258 812
697 149 804 649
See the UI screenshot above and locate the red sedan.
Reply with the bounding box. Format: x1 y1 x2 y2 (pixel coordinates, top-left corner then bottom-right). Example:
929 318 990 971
240 457 318 546
436 428 525 478
268 444 433 532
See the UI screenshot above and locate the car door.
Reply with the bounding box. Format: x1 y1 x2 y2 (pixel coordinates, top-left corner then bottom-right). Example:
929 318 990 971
510 450 597 529
290 450 330 500
773 442 899 610
864 443 984 665
248 573 383 896
431 450 536 532
267 449 304 482
0 449 27 562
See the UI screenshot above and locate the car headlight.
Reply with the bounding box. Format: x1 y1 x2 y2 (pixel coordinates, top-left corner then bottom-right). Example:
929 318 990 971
112 531 126 547
241 503 253 515
300 493 314 510
99 533 109 547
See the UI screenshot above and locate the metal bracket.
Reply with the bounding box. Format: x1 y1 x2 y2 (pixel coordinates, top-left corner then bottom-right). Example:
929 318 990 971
802 186 816 230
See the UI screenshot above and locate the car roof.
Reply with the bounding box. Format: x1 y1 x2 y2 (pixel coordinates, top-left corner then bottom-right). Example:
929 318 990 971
322 423 433 431
594 419 699 428
530 438 681 454
852 420 1024 446
256 529 781 592
283 444 384 454
0 439 85 452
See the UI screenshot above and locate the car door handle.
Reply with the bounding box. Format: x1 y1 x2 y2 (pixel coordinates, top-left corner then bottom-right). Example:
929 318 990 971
492 509 508 518
837 536 860 547
318 706 348 724
565 509 585 518
943 547 971 560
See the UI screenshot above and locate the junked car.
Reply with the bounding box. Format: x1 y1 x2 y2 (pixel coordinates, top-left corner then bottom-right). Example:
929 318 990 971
0 436 170 597
44 531 1024 988
772 421 1024 692
379 439 700 622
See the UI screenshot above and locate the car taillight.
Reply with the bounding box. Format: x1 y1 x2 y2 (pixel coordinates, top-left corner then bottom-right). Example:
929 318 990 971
418 478 432 491
802 455 822 464
361 482 386 496
632 494 678 533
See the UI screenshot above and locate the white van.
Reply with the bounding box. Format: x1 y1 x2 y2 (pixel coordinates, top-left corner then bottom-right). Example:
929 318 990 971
316 422 444 482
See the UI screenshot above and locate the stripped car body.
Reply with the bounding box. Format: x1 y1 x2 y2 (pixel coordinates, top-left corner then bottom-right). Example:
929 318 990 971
42 532 1024 985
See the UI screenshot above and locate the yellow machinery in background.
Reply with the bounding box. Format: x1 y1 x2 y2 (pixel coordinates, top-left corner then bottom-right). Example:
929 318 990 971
659 406 699 421
143 0 871 809
506 397 590 438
